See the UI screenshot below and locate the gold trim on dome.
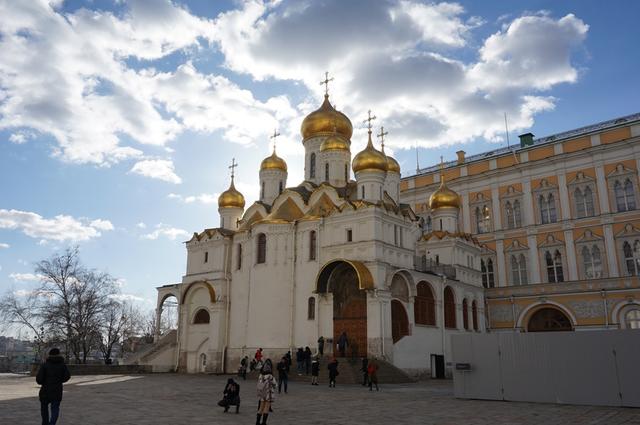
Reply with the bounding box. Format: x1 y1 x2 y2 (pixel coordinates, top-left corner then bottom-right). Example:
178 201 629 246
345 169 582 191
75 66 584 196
218 179 245 209
301 95 353 141
260 150 287 172
386 155 400 173
320 134 350 152
428 177 460 209
352 131 387 173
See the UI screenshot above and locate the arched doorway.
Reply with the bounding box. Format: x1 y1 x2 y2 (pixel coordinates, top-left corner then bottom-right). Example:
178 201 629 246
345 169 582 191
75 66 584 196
527 307 573 332
391 300 409 343
317 260 373 357
199 353 207 373
159 294 178 334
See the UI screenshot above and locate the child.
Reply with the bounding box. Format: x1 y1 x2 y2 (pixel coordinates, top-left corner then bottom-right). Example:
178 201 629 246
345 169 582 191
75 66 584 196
311 356 320 385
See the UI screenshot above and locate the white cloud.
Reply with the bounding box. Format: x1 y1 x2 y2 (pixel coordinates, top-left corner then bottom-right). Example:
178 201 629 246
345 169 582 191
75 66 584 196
142 224 190 241
168 192 219 205
0 243 9 249
8 131 34 144
9 272 44 282
136 222 147 229
0 209 113 242
109 293 145 303
130 159 182 184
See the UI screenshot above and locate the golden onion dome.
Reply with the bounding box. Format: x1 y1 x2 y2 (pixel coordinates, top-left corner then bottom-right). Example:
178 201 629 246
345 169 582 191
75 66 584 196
352 132 388 173
386 155 400 174
260 150 287 172
320 134 350 152
428 177 460 209
218 180 245 209
301 95 353 141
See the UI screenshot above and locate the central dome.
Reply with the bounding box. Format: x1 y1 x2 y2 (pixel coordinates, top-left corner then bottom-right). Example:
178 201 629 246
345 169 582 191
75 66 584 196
260 150 287 172
301 95 353 141
352 133 387 173
428 178 460 209
218 180 245 209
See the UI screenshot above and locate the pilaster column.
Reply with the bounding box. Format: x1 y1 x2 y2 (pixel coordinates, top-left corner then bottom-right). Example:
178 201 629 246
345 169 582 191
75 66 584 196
496 239 506 287
154 307 163 342
527 234 541 284
462 192 471 233
564 230 578 281
491 187 501 231
595 165 610 214
557 173 571 220
603 224 619 277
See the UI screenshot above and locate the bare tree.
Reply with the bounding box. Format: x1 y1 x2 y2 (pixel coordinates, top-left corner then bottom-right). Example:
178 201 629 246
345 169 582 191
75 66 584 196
98 300 128 363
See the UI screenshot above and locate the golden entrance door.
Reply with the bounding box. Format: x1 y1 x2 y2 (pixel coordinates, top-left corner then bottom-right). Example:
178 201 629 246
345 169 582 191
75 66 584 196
331 264 367 357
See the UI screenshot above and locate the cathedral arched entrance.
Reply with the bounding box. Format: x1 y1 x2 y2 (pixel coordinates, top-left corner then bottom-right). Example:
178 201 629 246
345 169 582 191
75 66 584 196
527 306 573 332
316 260 374 357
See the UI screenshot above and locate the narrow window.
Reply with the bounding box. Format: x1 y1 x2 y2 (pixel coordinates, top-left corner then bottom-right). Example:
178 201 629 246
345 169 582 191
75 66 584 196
506 201 514 229
204 251 208 263
425 216 432 232
309 230 317 261
344 164 348 182
361 185 365 199
472 301 479 331
615 180 626 211
325 162 329 181
575 188 585 218
625 179 636 211
414 282 436 326
584 187 595 216
513 200 522 227
487 259 495 288
346 229 353 242
279 181 283 194
444 287 456 329
257 233 267 264
623 240 640 276
261 181 265 199
462 299 469 330
545 250 564 283
394 225 398 246
307 297 316 320
519 254 528 284
548 194 557 222
481 260 488 288
310 153 316 179
539 195 548 224
237 244 242 270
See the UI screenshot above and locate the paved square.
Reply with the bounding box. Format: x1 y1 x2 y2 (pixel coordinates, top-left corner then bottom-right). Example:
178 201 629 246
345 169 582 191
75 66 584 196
1 373 638 424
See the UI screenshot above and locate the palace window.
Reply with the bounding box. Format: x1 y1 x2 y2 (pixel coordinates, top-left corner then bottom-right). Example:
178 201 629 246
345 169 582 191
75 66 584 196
505 200 522 229
309 153 316 179
475 205 491 234
481 259 495 288
257 233 267 264
510 254 528 285
575 187 595 218
472 301 478 331
625 309 640 329
444 287 456 329
581 245 603 279
346 228 353 242
309 230 317 261
623 240 640 276
462 299 469 330
539 194 557 224
414 282 436 326
325 163 329 181
307 297 316 320
204 251 208 263
237 244 242 270
545 250 564 283
193 309 210 324
615 179 636 212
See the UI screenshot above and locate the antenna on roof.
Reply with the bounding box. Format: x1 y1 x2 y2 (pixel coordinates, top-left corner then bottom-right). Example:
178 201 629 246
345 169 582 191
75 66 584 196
415 141 420 175
504 112 520 164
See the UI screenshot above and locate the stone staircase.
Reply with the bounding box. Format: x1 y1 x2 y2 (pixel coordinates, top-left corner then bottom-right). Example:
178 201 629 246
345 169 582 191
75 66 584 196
123 330 177 365
242 356 415 385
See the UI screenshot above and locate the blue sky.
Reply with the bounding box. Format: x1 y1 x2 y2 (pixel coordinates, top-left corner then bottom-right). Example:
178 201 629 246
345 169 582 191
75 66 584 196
1 0 639 312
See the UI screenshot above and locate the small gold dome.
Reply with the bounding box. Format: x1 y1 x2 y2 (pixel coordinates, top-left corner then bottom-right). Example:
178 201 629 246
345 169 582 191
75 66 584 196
218 180 245 209
301 95 353 141
428 178 460 209
260 150 287 172
386 155 400 174
320 134 350 152
352 133 388 173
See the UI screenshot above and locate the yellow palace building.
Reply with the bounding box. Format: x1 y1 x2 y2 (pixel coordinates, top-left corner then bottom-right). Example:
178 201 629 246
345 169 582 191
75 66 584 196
400 113 640 332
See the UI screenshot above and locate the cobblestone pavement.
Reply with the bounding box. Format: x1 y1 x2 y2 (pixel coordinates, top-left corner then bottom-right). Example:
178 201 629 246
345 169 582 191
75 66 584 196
1 373 639 425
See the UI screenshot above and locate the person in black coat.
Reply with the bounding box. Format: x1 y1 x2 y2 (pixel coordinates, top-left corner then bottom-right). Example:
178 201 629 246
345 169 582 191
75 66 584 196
360 357 369 387
36 348 71 425
304 347 312 375
327 357 339 388
222 378 241 413
276 357 288 394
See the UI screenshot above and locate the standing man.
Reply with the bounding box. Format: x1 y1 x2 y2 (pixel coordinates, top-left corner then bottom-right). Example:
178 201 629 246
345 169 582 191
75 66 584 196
360 357 369 387
276 357 288 394
317 336 325 356
36 348 70 425
337 331 348 357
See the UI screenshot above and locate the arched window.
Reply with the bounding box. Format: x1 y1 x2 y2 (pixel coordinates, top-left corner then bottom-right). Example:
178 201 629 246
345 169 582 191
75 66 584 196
527 307 572 332
444 287 456 329
462 299 469 330
510 254 527 285
575 187 595 218
475 206 490 233
309 153 316 179
425 216 432 232
325 162 329 181
309 230 317 261
261 181 265 199
391 300 409 343
279 181 283 194
625 309 640 329
193 309 210 324
481 259 495 288
625 179 636 210
545 250 564 283
615 179 635 212
540 194 557 224
615 180 625 211
513 200 522 227
539 195 547 223
307 297 315 320
505 201 514 229
472 301 478 331
623 241 640 276
237 244 242 270
204 251 208 263
582 245 603 279
344 164 348 182
414 282 436 326
584 187 595 216
361 185 365 199
257 233 267 264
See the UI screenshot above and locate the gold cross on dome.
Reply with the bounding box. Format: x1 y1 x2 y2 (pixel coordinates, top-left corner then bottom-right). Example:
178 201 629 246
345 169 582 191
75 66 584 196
363 110 377 132
320 71 334 96
229 158 238 180
377 126 388 149
270 129 281 152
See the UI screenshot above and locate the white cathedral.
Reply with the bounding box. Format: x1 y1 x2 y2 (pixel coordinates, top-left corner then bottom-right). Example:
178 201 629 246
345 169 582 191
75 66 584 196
144 90 486 376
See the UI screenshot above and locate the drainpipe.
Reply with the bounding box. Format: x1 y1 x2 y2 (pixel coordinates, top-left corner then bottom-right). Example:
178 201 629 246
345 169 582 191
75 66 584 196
601 289 609 328
289 221 299 351
222 239 231 373
440 276 446 361
379 289 385 359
